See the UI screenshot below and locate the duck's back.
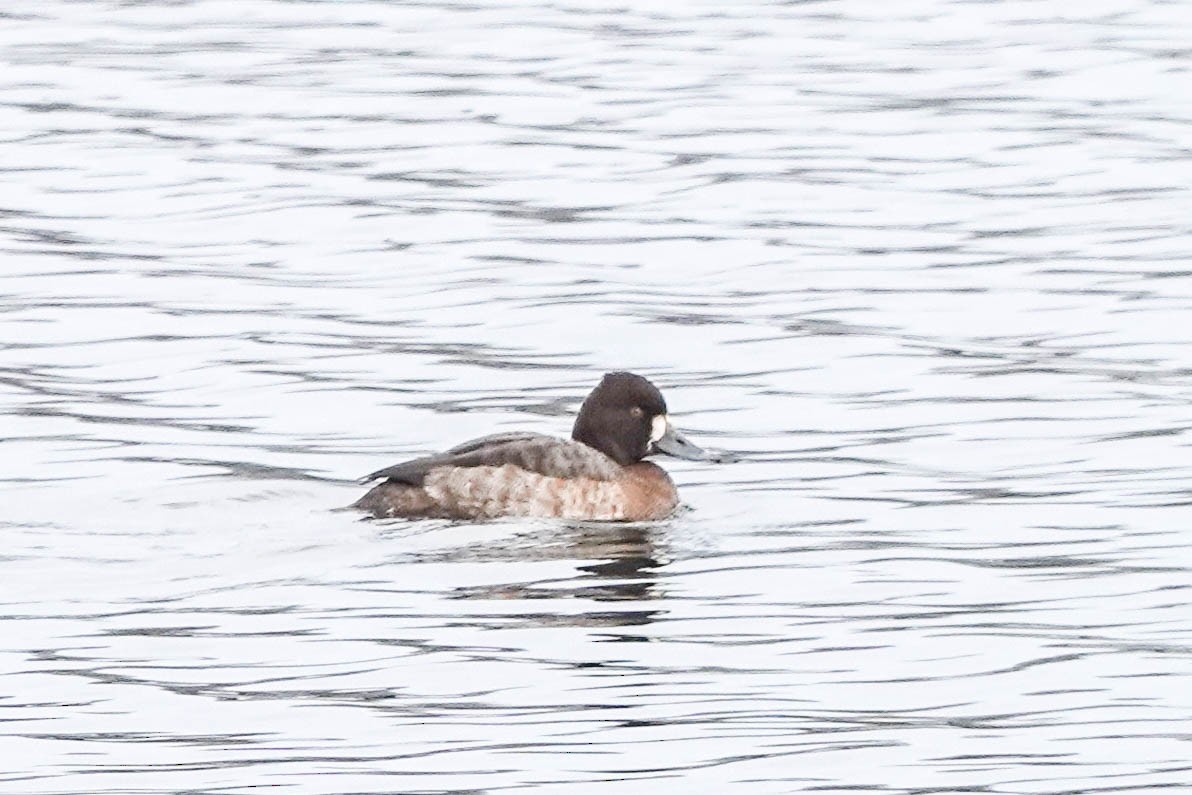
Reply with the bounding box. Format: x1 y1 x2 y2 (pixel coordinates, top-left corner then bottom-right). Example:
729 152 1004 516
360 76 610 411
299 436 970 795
353 433 677 521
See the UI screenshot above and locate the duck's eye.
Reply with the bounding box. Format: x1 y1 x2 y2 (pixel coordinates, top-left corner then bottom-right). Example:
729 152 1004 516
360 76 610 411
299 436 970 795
629 406 644 418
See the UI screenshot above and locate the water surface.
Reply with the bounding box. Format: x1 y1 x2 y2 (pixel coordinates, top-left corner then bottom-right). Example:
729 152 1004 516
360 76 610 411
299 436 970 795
2 1 1190 792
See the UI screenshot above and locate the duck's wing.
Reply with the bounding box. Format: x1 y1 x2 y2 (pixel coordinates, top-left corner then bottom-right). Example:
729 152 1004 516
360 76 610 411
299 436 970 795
359 433 621 485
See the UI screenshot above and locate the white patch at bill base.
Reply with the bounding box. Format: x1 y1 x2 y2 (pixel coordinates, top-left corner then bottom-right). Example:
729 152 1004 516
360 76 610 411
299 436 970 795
651 414 669 443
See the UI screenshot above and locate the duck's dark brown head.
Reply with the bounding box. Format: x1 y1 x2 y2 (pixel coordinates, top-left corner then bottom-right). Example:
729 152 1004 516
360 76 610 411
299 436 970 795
572 372 715 466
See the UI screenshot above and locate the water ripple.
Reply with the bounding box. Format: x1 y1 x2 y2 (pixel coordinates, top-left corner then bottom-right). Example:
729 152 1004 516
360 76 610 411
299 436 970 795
1 0 1190 793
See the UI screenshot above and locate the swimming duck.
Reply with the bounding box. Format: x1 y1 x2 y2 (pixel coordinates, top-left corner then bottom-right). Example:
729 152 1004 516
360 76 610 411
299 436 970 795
353 372 723 521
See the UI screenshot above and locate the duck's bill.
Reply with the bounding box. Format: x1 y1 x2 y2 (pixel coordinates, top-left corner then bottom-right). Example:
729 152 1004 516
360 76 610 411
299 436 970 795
651 423 731 462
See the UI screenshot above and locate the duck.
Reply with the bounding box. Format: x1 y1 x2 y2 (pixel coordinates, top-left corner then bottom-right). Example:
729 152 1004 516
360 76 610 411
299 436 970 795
353 371 725 521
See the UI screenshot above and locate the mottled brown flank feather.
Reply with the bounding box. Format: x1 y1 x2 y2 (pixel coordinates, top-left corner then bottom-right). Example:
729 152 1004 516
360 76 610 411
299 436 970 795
353 459 679 521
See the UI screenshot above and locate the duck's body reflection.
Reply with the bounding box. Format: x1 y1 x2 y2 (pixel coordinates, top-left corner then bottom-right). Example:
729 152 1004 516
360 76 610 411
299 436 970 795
396 522 669 633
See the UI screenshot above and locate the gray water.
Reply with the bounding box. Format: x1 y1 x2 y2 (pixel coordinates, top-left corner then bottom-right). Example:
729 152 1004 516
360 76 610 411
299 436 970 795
2 1 1190 792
